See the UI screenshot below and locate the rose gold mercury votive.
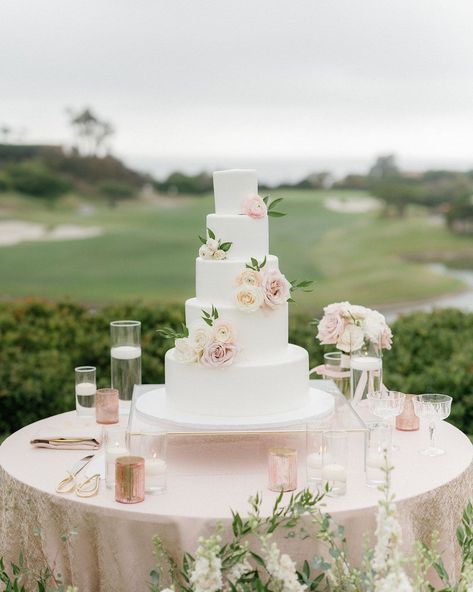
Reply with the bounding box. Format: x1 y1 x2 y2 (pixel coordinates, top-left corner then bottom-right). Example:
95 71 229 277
95 388 119 424
396 394 420 431
115 456 145 504
268 447 298 492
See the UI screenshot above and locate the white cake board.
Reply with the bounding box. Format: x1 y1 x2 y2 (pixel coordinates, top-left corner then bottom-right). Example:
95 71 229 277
134 386 335 431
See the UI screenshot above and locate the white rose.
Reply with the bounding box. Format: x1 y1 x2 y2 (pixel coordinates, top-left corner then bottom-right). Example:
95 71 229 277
188 321 213 353
349 304 369 321
213 320 236 343
213 249 226 260
363 310 387 344
337 324 364 353
235 285 264 313
199 244 213 260
206 238 219 252
174 337 199 364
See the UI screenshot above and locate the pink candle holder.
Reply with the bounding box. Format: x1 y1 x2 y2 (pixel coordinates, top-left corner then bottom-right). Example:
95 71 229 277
96 388 119 424
115 456 145 504
268 447 297 492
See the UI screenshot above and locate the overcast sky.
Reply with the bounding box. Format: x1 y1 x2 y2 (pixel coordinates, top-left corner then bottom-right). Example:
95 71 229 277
2 0 473 170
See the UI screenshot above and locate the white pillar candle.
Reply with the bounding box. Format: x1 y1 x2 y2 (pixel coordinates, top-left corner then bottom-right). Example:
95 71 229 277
145 458 167 490
111 346 141 360
366 452 385 469
321 463 347 482
75 382 96 396
350 356 382 371
306 452 323 470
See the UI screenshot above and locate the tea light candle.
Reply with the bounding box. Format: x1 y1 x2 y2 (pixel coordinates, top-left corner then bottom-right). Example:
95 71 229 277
268 447 297 492
350 356 382 371
76 382 96 396
321 463 347 482
145 458 167 488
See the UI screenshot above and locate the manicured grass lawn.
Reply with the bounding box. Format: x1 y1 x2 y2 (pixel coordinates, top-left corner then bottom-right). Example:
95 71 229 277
0 190 471 312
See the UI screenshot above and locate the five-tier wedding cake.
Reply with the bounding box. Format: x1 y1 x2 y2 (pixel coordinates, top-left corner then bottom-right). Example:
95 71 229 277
136 169 334 427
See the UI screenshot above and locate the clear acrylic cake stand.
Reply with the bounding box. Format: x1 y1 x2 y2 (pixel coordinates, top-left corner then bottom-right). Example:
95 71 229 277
127 381 368 478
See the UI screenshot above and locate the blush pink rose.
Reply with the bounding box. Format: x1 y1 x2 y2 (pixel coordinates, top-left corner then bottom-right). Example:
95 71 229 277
316 302 351 345
380 325 393 350
261 269 291 309
201 340 237 368
241 194 267 219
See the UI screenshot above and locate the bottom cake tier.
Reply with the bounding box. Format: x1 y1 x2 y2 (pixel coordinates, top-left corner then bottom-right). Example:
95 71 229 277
165 343 310 417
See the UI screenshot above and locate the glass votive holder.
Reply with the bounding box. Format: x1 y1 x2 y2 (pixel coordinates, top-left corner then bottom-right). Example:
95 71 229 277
75 366 96 417
129 432 168 494
306 426 324 485
268 447 297 492
96 388 119 425
396 394 420 431
104 425 129 489
365 421 391 488
115 456 145 504
321 431 348 497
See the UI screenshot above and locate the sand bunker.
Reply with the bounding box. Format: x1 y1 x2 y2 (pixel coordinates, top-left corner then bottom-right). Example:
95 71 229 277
0 220 102 246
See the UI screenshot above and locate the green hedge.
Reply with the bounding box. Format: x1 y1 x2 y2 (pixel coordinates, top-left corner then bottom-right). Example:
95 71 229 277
0 301 471 436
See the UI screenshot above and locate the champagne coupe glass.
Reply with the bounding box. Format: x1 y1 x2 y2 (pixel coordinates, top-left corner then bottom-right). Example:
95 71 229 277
367 391 405 451
413 394 452 457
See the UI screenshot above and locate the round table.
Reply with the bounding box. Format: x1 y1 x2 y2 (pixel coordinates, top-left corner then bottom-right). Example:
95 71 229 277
0 411 471 592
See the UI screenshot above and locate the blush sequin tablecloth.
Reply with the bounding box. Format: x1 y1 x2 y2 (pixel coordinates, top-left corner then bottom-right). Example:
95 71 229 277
0 395 472 592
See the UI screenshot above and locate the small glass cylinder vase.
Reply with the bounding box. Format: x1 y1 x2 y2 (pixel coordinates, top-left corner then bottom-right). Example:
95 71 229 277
75 366 96 417
129 432 168 494
365 421 391 487
104 426 129 489
396 394 420 431
110 320 142 413
115 456 145 504
321 431 348 497
323 352 351 399
350 341 383 405
268 448 297 492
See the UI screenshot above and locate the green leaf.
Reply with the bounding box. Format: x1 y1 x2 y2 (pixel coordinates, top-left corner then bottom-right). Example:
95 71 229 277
250 551 265 566
202 309 211 318
268 197 284 210
198 235 207 244
268 211 286 217
262 195 270 205
220 241 233 252
251 257 258 267
260 256 267 268
202 316 213 327
207 227 216 240
288 297 295 303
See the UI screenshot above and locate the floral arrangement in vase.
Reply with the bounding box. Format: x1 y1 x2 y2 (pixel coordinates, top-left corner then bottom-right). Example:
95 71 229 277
316 301 392 353
234 257 313 313
198 228 232 260
157 306 238 368
241 194 286 219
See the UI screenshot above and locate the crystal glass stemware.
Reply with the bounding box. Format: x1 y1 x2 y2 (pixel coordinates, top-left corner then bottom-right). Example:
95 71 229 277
413 394 452 456
367 391 405 451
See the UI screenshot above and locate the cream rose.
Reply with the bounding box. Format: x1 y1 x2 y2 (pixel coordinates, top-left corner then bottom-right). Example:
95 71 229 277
206 238 219 252
213 249 226 260
235 285 264 313
261 269 291 309
199 244 213 260
337 324 364 353
174 337 199 364
236 269 262 287
201 340 237 368
241 194 267 219
213 320 235 344
188 321 213 354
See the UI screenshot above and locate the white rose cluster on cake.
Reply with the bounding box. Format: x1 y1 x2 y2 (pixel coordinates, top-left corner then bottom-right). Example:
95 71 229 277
160 169 314 418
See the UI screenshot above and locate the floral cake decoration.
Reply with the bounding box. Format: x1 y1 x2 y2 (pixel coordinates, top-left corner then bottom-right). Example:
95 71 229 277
198 228 232 260
157 305 238 368
241 195 286 219
235 257 314 313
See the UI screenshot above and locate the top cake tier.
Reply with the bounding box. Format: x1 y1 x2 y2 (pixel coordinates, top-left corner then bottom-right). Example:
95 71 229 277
213 169 258 215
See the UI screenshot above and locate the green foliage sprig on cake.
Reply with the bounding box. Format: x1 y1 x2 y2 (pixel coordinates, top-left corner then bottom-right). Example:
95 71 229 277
0 302 472 437
235 257 313 312
263 195 287 217
198 228 232 260
157 305 237 368
149 458 473 592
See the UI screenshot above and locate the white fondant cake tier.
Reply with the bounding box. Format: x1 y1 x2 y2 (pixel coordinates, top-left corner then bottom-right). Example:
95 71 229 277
165 344 310 417
213 169 257 215
196 255 279 306
206 213 268 259
185 297 288 361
